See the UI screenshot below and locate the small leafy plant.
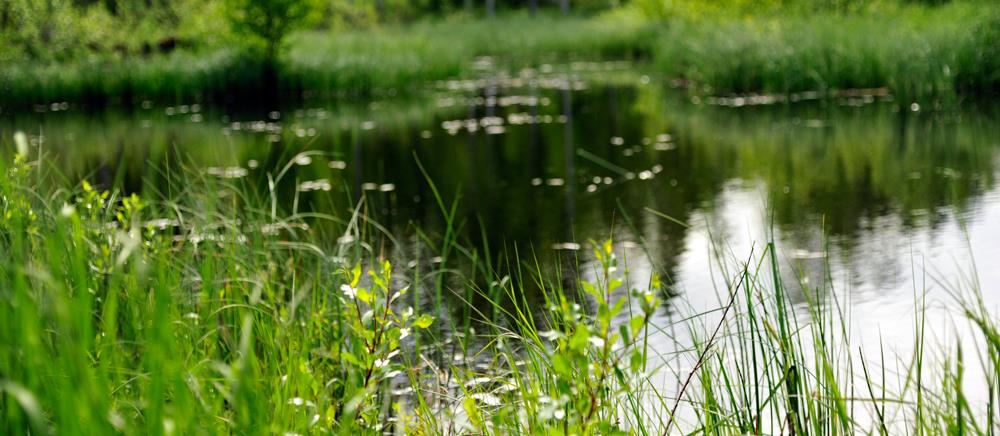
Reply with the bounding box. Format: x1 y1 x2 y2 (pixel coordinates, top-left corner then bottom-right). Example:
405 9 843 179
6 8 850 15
516 238 660 434
335 260 433 428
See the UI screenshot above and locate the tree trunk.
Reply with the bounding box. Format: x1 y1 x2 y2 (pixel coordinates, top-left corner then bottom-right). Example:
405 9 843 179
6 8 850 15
560 0 569 15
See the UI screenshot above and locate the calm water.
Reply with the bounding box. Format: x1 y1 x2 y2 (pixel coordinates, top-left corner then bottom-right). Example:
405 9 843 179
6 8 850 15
4 71 999 422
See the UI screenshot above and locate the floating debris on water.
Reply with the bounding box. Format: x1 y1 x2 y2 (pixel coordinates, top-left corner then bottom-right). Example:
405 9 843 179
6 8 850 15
329 160 347 169
294 155 312 166
790 249 827 259
507 113 537 125
205 166 247 179
337 235 356 244
480 116 503 127
469 393 502 407
260 223 310 236
552 242 581 250
299 179 332 192
938 167 961 178
145 219 180 230
485 125 505 135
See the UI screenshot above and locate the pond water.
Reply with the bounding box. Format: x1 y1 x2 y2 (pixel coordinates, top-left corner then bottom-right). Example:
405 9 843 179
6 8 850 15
3 69 999 425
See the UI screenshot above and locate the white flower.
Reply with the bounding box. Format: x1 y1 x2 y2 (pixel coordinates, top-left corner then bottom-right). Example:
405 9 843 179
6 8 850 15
13 131 28 157
399 328 411 339
340 284 357 299
59 203 76 217
374 358 390 369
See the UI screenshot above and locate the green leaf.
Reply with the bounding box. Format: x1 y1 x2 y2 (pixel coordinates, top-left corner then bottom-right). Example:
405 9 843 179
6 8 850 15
598 304 611 327
464 396 482 428
356 287 372 303
350 263 362 287
630 315 646 335
581 280 602 301
569 325 589 351
630 350 644 373
342 352 363 367
609 278 623 292
551 353 571 377
413 314 434 329
619 324 630 344
610 297 626 317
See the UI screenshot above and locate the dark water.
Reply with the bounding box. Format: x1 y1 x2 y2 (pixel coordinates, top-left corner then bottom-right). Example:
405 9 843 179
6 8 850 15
3 74 1000 412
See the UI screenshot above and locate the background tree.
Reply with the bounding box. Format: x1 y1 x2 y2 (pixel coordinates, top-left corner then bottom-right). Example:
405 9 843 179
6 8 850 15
224 0 317 61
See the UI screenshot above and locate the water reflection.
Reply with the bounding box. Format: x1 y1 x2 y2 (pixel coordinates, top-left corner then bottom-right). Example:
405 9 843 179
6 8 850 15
3 77 998 356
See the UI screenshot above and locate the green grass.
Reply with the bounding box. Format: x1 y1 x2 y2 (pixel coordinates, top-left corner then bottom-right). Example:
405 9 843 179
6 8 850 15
2 139 998 434
653 2 1000 101
2 3 997 109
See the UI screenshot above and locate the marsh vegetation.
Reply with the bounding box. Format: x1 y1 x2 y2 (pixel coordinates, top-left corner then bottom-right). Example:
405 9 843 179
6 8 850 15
1 0 999 434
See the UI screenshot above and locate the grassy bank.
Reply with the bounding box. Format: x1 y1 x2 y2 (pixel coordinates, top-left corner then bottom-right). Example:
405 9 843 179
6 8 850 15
2 2 998 110
0 14 657 109
654 2 1000 101
2 140 998 434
